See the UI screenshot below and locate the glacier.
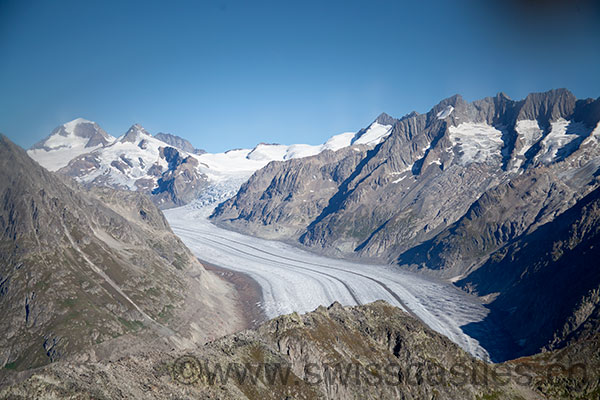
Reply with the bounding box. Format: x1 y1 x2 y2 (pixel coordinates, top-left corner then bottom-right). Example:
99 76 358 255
165 202 504 361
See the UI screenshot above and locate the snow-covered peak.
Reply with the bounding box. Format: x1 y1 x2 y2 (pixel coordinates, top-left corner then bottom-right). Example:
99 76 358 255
63 118 94 134
60 123 201 193
28 118 115 171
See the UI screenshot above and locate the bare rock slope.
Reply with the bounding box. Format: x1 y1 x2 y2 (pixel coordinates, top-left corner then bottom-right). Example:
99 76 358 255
0 135 243 371
6 301 590 399
455 184 600 359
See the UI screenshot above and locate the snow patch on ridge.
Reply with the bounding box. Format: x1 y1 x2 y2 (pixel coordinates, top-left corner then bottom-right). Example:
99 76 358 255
353 122 393 145
28 146 98 171
511 119 544 170
437 105 454 120
515 120 543 156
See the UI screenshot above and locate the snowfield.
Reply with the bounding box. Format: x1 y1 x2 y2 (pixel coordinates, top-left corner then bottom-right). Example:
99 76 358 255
165 203 502 361
193 122 391 183
448 122 504 165
436 105 454 120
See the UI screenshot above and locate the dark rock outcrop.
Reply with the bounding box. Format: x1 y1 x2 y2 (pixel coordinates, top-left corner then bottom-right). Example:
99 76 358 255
457 185 600 359
152 147 207 208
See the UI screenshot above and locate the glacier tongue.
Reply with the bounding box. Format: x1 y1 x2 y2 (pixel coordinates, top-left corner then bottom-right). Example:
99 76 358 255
164 201 499 361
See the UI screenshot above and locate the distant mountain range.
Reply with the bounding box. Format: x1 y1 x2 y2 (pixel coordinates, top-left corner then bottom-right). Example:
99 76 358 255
27 116 393 209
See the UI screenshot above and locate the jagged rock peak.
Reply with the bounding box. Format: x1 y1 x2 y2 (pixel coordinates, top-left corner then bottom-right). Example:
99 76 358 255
496 91 511 101
517 88 577 126
437 94 465 108
401 110 420 119
374 112 397 126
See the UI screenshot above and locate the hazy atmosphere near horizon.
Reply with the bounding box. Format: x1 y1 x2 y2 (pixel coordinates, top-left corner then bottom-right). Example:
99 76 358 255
3 1 600 398
1 0 599 151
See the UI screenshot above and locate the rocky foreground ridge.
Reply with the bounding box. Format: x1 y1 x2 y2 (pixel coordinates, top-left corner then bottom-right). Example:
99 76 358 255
2 301 599 399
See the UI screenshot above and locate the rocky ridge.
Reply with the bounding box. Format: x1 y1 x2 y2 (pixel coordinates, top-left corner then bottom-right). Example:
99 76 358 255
6 301 591 399
213 89 600 262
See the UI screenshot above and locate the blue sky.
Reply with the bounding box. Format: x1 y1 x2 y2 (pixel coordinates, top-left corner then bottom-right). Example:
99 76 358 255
1 0 599 152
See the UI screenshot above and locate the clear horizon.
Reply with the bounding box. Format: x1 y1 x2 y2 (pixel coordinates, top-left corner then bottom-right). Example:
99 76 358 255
1 0 599 153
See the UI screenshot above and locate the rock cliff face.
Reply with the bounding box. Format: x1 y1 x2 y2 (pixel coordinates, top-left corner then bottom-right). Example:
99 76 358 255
150 146 208 207
0 135 242 371
212 89 600 263
154 132 206 154
212 146 369 239
3 301 598 399
456 185 600 359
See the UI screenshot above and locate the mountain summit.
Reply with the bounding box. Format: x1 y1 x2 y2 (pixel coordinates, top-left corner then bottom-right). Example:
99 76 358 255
27 118 115 171
120 123 152 143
